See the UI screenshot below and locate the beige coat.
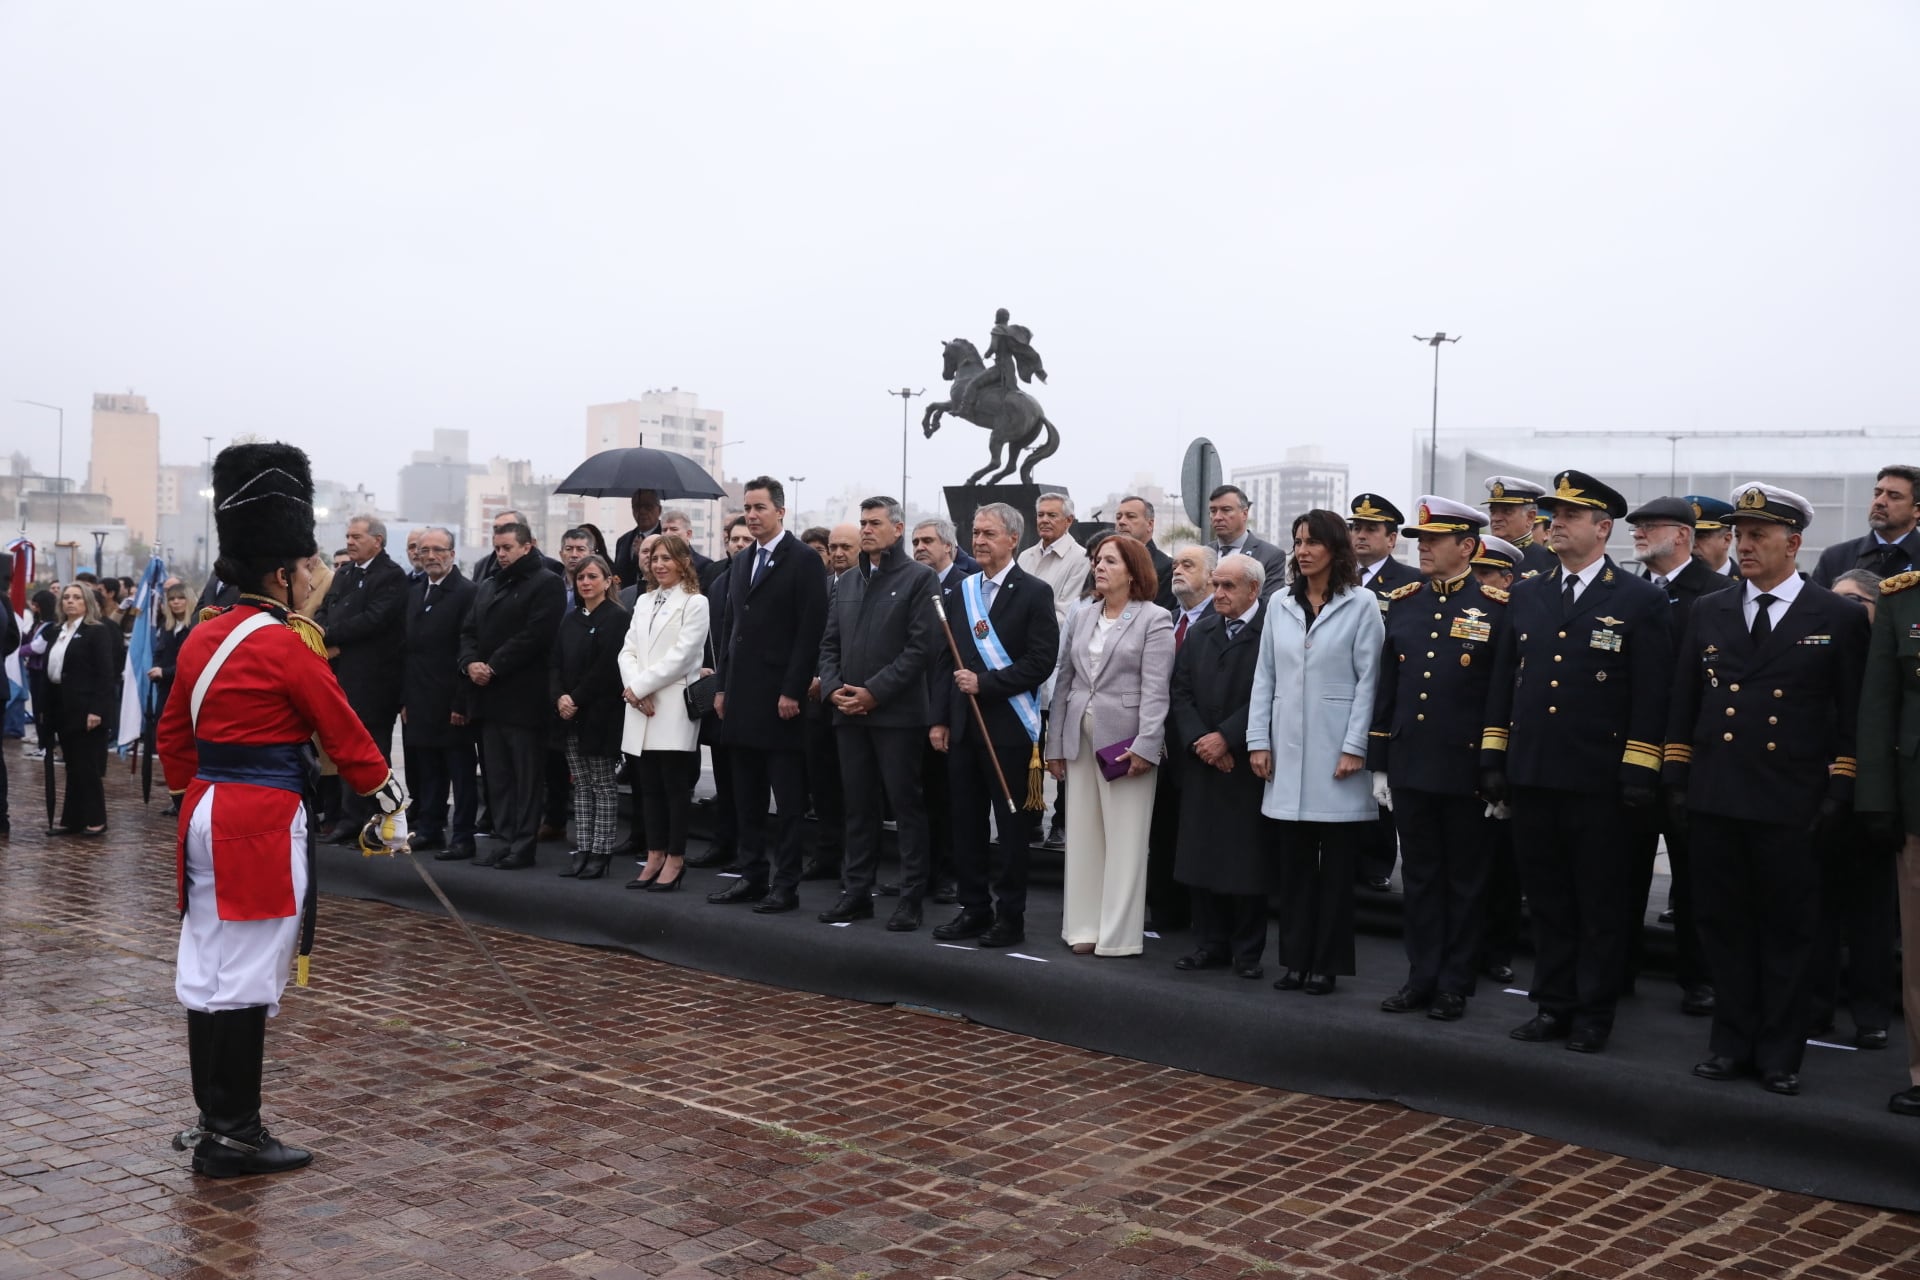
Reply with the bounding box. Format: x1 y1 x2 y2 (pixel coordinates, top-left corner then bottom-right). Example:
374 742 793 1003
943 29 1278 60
618 588 710 755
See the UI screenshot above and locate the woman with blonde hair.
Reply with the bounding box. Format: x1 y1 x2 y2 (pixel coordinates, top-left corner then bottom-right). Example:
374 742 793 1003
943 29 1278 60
617 534 710 892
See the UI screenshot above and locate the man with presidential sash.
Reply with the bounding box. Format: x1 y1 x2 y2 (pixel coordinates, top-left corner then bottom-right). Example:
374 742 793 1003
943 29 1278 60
928 502 1060 949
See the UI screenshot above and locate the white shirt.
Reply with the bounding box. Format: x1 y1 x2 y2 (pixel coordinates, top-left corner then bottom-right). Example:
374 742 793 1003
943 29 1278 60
1359 559 1388 588
1558 552 1608 605
1216 531 1250 556
1175 599 1209 634
1742 573 1803 631
1088 611 1119 673
47 620 79 684
1016 534 1086 624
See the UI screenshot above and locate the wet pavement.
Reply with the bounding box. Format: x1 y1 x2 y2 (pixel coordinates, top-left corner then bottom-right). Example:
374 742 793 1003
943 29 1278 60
3 741 1919 1279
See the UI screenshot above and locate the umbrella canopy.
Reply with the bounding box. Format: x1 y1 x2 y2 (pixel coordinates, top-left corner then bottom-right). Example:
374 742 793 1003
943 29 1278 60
553 447 725 500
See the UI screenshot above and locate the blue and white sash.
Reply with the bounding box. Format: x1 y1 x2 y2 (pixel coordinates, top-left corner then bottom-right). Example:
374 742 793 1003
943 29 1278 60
960 572 1041 744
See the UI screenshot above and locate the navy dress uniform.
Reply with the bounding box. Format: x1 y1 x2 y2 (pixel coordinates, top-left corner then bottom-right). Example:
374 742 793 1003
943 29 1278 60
1481 470 1673 1052
1368 498 1510 1019
1664 484 1868 1095
1483 476 1558 579
1469 536 1526 983
1687 495 1742 581
1351 493 1416 890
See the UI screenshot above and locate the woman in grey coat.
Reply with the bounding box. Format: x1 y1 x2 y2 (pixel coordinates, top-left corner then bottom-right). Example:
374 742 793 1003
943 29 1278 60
1248 510 1384 994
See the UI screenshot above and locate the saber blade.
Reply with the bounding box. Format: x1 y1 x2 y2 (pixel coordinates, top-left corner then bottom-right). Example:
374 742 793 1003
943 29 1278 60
404 854 563 1037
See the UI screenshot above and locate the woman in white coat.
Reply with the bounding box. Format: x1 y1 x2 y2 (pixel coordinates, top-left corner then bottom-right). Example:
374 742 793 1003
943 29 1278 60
1248 509 1383 995
617 535 711 892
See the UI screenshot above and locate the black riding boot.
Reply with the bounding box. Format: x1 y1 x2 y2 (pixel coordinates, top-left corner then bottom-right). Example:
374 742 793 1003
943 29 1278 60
174 1005 312 1178
186 1009 216 1122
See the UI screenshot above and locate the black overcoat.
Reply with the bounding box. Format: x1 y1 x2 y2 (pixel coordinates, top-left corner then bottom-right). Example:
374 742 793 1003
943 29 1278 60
1167 607 1273 894
401 569 476 748
315 549 410 714
551 598 630 757
458 553 566 727
715 530 829 751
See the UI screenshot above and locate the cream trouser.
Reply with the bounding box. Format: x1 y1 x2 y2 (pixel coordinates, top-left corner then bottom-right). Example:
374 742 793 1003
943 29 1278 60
175 785 307 1016
1061 712 1158 956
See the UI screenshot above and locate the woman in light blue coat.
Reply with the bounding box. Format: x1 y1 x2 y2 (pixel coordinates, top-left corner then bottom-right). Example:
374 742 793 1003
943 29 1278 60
1248 509 1384 994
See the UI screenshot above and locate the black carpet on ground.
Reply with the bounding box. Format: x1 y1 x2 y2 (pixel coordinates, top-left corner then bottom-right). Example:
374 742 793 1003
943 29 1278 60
321 831 1918 1212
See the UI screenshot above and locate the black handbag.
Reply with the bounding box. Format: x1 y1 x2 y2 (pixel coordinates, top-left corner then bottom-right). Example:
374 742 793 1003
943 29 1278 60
683 673 718 720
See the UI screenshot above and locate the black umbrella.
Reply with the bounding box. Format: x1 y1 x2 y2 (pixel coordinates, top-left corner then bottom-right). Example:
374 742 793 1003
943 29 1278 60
552 447 725 500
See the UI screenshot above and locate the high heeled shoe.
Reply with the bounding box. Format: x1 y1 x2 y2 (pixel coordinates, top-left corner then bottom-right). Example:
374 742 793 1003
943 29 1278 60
558 851 585 878
625 861 663 890
647 861 686 893
577 854 611 881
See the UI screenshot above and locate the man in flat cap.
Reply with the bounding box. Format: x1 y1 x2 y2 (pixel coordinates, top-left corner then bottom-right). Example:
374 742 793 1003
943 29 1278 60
1812 465 1920 588
1685 495 1740 580
1665 484 1867 1096
1482 470 1672 1054
1369 497 1510 1021
1348 493 1418 890
1482 477 1557 578
1624 496 1736 1016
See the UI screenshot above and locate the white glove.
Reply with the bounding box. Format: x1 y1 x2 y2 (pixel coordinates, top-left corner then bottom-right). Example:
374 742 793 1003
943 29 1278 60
369 771 410 815
359 809 411 856
1371 772 1392 811
1484 801 1512 821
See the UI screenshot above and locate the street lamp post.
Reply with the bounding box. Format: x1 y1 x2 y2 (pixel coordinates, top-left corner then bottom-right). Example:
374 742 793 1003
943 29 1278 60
788 476 805 523
886 387 924 512
16 399 65 546
1412 333 1461 492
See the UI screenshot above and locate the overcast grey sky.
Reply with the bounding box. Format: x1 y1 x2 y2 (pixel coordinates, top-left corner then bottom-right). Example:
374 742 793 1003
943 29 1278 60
3 1 1915 519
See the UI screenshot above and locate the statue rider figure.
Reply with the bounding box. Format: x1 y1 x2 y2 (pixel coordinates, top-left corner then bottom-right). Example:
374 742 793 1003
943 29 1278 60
959 307 1047 420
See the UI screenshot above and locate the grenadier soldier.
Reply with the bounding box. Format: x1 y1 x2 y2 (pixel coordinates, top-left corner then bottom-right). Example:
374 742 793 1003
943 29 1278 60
1349 493 1416 891
160 443 408 1177
1369 497 1510 1021
1665 484 1867 1096
1855 564 1920 1118
1482 476 1557 578
1482 470 1672 1054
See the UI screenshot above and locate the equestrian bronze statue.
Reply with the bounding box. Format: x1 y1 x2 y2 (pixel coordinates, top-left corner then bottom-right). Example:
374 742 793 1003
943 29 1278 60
922 308 1062 486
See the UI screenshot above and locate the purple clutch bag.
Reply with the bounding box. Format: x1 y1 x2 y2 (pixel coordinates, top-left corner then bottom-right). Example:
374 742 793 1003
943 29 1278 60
1095 737 1137 781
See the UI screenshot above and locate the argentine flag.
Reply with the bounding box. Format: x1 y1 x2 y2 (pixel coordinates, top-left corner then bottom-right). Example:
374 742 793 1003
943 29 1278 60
117 556 169 750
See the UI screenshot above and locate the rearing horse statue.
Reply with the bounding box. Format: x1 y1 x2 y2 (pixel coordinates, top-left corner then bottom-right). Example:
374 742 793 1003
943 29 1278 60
922 338 1062 486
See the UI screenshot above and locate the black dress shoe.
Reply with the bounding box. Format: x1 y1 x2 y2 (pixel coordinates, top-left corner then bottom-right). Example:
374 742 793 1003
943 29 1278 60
646 866 684 893
1566 1028 1609 1054
1380 985 1433 1013
434 843 475 862
492 851 534 870
558 851 585 878
1657 907 1676 924
411 833 446 852
978 917 1025 948
708 879 768 905
1234 964 1265 980
1889 1086 1920 1116
1856 1028 1890 1050
1483 963 1516 985
1762 1071 1800 1096
1174 950 1230 972
1692 1055 1749 1081
753 888 800 914
1302 973 1336 995
931 908 993 941
817 892 874 924
626 865 661 890
1273 969 1305 991
931 879 959 905
1361 875 1392 892
886 900 923 932
1428 992 1467 1021
1681 984 1716 1016
798 857 840 881
1043 823 1065 851
1510 1012 1570 1042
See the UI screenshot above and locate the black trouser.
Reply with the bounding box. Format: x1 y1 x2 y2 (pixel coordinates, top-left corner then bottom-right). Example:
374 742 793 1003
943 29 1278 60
838 724 931 900
1691 814 1821 1073
478 722 545 860
1357 806 1398 884
1478 819 1523 972
1625 822 1710 990
948 735 1039 919
542 748 571 829
637 750 699 856
922 740 954 886
1510 786 1630 1034
338 699 397 832
405 730 478 846
1394 789 1491 997
1145 768 1190 931
731 745 809 890
1809 827 1898 1034
708 743 736 853
1273 820 1359 975
1190 888 1267 968
55 720 108 830
804 711 843 863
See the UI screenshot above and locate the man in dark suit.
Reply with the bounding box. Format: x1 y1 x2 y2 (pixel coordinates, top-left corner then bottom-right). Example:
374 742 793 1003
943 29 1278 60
818 497 940 929
1168 553 1268 977
1624 495 1737 1015
400 527 479 860
912 517 972 902
314 515 410 845
1811 465 1920 587
458 522 566 870
685 515 755 870
708 476 830 913
611 489 664 592
472 509 565 584
928 502 1061 948
1349 493 1419 891
1206 485 1287 600
1144 543 1218 935
1114 495 1177 612
1482 470 1673 1054
1666 483 1868 1096
1482 476 1558 579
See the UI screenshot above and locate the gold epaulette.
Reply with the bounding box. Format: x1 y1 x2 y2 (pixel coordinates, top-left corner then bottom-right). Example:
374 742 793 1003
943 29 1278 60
286 612 328 658
197 604 230 623
1880 571 1920 595
1386 581 1424 601
1480 585 1509 603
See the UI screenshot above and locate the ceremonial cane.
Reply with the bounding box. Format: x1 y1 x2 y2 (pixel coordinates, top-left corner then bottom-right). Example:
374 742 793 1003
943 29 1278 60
930 593 1020 813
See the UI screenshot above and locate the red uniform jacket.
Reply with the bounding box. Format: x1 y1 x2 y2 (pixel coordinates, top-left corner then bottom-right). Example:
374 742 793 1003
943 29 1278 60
158 604 390 921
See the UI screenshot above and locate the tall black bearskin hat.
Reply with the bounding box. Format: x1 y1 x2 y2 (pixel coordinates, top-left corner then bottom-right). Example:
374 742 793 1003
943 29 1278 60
212 442 317 581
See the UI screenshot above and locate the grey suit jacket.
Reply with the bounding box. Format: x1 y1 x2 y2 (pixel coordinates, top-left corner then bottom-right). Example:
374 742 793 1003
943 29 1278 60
1221 533 1289 601
1045 600 1176 764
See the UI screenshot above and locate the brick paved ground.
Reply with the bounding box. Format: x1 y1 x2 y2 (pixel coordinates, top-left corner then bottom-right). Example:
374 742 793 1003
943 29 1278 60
3 743 1919 1279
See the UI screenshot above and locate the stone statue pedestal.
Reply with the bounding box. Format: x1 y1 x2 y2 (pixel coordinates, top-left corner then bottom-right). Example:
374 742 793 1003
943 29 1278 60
945 483 1066 555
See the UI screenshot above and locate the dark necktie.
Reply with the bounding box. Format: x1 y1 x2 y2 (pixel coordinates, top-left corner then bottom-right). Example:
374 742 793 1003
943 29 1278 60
1652 574 1669 594
1751 592 1776 641
753 546 771 585
421 582 434 609
1174 612 1189 648
1562 573 1579 616
1226 619 1244 641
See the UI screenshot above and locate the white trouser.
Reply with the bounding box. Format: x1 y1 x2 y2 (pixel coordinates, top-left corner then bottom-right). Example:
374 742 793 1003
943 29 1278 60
1060 712 1158 956
175 785 307 1016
